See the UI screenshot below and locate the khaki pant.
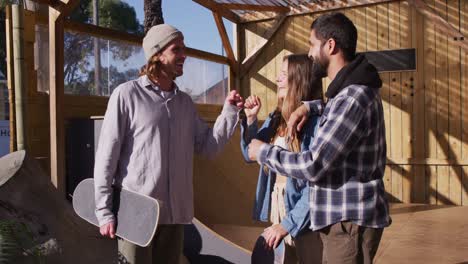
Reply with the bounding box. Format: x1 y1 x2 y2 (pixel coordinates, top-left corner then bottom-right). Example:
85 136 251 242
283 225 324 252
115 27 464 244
294 229 323 264
319 221 383 264
118 224 184 264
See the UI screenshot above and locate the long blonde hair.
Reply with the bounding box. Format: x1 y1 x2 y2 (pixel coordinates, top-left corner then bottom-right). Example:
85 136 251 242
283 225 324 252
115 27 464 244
139 53 162 81
272 54 323 152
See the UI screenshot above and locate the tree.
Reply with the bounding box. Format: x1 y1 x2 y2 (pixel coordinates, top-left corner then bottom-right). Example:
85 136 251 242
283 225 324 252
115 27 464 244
144 0 164 33
64 0 144 95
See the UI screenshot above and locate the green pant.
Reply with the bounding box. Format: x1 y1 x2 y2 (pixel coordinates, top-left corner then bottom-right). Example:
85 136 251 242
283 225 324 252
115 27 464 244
118 224 184 264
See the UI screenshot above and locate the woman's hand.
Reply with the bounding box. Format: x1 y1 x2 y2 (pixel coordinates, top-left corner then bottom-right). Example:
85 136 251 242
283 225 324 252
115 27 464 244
244 95 262 125
263 224 288 249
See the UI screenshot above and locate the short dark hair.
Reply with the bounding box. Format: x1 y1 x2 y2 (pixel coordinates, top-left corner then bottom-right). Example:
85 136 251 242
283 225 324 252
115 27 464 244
310 12 357 62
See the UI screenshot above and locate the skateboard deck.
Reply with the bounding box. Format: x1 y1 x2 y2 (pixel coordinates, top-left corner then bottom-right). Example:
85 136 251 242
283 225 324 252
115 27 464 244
72 178 159 247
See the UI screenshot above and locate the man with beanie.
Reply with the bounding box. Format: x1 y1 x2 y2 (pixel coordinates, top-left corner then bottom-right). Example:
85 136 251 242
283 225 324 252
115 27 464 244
248 13 391 264
94 24 244 263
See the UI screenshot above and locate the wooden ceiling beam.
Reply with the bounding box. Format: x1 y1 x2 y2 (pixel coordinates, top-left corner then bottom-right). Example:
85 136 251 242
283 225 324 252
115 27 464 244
213 12 238 74
243 0 399 23
193 0 242 23
219 3 289 13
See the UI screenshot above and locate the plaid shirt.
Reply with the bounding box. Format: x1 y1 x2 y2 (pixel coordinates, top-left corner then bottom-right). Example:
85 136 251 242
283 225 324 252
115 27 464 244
258 84 391 231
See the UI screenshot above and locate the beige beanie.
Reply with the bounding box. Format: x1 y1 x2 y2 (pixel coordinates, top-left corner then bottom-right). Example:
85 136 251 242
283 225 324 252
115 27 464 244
142 24 184 61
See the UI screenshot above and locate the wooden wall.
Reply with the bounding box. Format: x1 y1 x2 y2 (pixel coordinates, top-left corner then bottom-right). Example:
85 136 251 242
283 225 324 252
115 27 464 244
238 0 468 206
8 10 110 173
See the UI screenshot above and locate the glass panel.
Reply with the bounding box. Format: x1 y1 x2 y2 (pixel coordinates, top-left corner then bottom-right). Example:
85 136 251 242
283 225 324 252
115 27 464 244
35 28 228 104
0 81 8 120
63 31 142 96
175 57 228 105
68 0 143 35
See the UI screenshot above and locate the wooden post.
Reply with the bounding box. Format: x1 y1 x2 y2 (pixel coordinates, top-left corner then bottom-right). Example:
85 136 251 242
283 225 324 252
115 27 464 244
12 5 26 151
5 5 16 153
48 0 81 194
49 7 65 193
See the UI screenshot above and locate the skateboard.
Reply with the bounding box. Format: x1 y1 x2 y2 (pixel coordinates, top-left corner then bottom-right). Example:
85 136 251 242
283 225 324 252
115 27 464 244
72 178 159 247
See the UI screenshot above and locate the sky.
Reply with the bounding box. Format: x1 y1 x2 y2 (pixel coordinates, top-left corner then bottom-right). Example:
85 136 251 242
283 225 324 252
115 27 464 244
123 0 234 55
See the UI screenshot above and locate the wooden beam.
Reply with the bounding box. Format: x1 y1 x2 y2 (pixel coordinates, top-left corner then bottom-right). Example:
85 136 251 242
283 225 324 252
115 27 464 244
219 3 289 13
193 0 242 23
240 14 286 77
213 12 237 74
408 0 468 51
244 0 399 24
64 20 143 45
49 7 66 194
56 0 80 18
5 5 16 152
36 16 230 65
186 47 229 65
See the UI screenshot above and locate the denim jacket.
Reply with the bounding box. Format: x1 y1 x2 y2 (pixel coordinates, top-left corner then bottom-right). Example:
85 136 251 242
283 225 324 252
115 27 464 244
240 113 319 237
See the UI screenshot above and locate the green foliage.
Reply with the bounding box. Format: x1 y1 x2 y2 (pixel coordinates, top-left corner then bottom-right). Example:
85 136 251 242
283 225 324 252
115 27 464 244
0 220 44 264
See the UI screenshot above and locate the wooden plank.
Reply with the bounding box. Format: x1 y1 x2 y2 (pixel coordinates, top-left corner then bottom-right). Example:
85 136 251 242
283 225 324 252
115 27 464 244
463 0 468 162
5 5 16 152
400 2 413 160
392 165 403 202
447 0 462 162
366 5 378 51
412 165 426 203
243 22 256 100
384 165 392 200
354 6 367 52
402 164 412 203
213 12 237 74
387 157 468 166
449 166 462 205
298 13 310 53
265 19 277 116
281 0 399 18
427 165 438 204
388 0 402 160
193 0 242 23
219 3 289 13
250 21 268 120
434 0 449 160
283 17 293 56
49 7 66 194
424 0 438 160
290 15 298 53
412 5 426 159
241 15 286 77
231 23 242 94
463 166 468 205
401 70 413 158
408 0 468 51
437 165 450 205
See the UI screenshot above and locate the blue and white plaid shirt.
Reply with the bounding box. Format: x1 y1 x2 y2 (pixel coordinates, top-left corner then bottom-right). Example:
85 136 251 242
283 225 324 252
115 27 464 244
257 84 391 231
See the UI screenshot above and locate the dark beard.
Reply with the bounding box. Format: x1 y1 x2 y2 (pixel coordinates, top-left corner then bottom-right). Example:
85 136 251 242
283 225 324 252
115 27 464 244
312 49 329 79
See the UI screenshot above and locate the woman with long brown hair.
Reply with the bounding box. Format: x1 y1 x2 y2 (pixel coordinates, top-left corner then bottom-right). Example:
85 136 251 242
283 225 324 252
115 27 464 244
241 54 323 263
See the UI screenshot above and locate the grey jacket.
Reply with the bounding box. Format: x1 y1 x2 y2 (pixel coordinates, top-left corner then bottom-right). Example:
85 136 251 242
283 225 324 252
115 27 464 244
94 75 239 226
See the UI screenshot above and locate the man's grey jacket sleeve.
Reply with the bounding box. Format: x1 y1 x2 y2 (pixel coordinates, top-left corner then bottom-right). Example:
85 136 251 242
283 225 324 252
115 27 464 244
94 87 128 226
194 102 239 158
